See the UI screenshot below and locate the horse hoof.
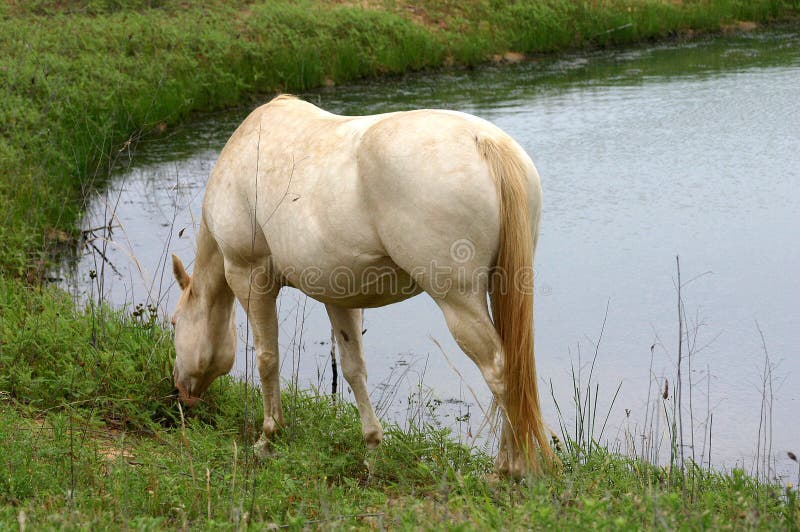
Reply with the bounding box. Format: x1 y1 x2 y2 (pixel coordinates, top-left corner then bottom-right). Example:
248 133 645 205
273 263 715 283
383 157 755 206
494 450 508 472
364 428 383 450
253 435 274 459
494 451 525 479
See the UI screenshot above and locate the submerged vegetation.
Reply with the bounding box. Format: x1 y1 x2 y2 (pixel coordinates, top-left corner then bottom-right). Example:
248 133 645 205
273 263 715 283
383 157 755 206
2 0 800 528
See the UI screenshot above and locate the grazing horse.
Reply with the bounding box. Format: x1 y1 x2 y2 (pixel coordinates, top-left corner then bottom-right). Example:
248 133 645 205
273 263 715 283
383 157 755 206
170 95 555 476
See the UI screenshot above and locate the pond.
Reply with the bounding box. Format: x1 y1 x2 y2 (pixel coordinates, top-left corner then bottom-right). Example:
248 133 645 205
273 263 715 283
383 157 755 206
65 29 800 478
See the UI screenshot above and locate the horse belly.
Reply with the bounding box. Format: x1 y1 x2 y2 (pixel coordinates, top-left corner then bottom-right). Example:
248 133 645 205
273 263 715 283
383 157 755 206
279 253 423 308
253 182 421 308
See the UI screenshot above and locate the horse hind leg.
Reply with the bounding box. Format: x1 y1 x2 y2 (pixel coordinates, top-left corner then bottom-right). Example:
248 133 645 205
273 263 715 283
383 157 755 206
436 292 528 477
325 304 383 449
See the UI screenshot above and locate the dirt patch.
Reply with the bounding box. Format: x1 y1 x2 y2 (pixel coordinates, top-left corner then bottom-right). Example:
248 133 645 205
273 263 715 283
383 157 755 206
721 20 759 34
17 413 136 461
330 0 461 31
92 425 137 461
491 52 527 64
97 441 135 461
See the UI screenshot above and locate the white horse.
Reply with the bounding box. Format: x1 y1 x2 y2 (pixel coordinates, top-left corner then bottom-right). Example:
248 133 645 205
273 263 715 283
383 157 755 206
170 95 555 476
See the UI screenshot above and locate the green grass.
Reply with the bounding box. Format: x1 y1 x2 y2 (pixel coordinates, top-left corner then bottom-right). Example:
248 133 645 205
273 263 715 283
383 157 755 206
2 262 799 528
2 389 798 528
2 0 800 528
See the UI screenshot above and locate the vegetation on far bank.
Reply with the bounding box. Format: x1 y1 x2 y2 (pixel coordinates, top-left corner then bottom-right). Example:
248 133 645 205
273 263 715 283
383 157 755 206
2 0 800 528
2 0 800 279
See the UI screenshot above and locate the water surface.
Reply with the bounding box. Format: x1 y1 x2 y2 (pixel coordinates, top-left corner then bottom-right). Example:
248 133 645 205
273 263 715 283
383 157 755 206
68 30 800 478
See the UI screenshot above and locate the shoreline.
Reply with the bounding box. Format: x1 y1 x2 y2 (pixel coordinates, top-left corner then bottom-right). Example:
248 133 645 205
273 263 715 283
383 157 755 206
2 2 800 276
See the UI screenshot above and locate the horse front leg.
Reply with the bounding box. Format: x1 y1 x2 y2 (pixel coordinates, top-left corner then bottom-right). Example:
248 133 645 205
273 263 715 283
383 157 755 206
325 305 383 449
251 301 283 456
224 262 283 455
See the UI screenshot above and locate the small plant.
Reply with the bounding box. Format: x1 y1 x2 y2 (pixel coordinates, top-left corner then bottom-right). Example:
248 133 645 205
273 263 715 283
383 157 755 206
550 301 621 462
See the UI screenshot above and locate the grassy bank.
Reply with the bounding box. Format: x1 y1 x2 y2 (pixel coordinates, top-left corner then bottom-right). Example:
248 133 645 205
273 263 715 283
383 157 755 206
2 394 797 528
2 280 798 527
2 0 800 528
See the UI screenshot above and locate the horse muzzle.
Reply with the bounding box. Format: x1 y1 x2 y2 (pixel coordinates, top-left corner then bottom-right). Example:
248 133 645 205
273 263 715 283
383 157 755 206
175 381 201 407
173 369 202 407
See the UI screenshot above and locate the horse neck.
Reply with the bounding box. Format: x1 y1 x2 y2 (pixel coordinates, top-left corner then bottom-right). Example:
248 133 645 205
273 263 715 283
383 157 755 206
192 221 234 319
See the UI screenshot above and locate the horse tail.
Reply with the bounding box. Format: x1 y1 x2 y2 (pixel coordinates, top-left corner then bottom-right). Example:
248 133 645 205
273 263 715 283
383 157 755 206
476 133 555 474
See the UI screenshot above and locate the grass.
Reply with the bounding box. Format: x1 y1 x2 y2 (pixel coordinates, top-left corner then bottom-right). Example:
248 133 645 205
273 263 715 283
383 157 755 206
2 0 800 528
1 396 798 528
2 347 798 528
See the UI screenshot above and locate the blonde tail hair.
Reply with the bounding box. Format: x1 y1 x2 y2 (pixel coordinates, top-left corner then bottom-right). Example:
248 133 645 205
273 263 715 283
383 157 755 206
477 133 555 474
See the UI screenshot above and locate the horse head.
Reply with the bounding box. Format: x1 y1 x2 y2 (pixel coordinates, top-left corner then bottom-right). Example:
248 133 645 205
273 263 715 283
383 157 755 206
170 254 236 406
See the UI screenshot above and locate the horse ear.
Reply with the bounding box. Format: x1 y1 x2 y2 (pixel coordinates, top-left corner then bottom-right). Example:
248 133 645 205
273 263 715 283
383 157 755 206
172 254 191 290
